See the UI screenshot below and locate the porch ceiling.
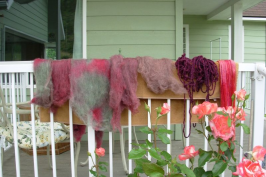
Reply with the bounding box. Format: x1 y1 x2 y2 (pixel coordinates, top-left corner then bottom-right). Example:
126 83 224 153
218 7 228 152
183 0 265 20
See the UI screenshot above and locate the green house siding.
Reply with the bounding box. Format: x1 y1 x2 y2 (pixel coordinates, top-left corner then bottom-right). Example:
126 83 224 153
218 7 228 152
0 0 48 42
184 15 231 61
244 22 266 63
184 15 266 63
87 0 177 60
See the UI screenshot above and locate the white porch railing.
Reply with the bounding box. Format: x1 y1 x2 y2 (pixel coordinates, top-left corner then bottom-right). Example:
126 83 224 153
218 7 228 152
0 61 264 177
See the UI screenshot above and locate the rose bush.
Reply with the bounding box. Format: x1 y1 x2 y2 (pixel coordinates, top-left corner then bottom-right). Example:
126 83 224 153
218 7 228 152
128 89 266 177
88 147 108 177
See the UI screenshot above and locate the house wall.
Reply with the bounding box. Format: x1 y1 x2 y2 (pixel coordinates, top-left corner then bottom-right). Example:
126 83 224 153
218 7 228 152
86 0 177 60
0 0 48 44
184 15 266 63
244 22 266 63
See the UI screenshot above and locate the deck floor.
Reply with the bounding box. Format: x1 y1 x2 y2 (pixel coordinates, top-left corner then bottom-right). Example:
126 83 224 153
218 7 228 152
2 115 266 177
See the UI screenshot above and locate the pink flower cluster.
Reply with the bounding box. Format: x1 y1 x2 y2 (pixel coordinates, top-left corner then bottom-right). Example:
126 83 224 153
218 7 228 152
178 145 199 161
160 103 170 115
233 146 266 177
192 89 248 141
95 147 105 157
192 101 218 119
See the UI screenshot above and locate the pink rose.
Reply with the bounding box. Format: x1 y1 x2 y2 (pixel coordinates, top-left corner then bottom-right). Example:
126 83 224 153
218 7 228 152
226 106 236 117
234 89 246 101
95 147 105 157
233 158 266 177
192 101 218 119
160 103 170 115
209 114 235 141
235 108 246 121
178 145 199 161
252 146 266 161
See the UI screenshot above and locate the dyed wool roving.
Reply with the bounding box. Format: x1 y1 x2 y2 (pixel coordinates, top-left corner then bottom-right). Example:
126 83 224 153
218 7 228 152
109 55 140 131
31 58 53 107
175 54 219 138
137 56 187 95
218 60 236 108
70 59 113 131
50 59 71 113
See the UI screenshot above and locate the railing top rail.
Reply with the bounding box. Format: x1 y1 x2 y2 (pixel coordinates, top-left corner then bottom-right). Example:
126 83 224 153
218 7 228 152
0 61 260 73
0 61 34 73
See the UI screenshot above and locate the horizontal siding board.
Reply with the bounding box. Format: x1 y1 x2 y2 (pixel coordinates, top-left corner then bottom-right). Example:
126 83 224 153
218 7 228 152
28 1 47 19
190 41 229 48
87 31 175 45
1 16 47 41
87 2 175 16
2 11 47 36
244 42 265 49
245 54 265 61
189 35 229 42
87 45 176 59
244 48 265 54
87 16 175 31
244 30 265 37
245 36 265 43
11 6 47 30
189 53 229 60
189 28 228 36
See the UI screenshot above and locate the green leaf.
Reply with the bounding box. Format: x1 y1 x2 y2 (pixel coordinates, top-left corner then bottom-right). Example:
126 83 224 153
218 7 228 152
170 174 183 177
99 174 106 177
99 162 108 166
128 173 138 177
195 129 203 134
216 111 229 117
89 170 97 176
198 149 213 167
227 117 232 127
212 160 228 176
140 127 153 134
148 148 162 161
142 163 164 176
158 128 173 134
220 142 228 152
135 158 150 166
202 171 213 177
128 148 146 159
161 151 172 161
157 107 162 117
205 126 212 132
193 167 205 177
134 165 144 173
146 139 153 148
157 133 170 144
208 135 214 142
145 102 151 114
240 123 250 134
229 141 235 151
245 94 250 100
231 94 235 102
228 166 236 172
156 159 168 167
149 172 165 177
99 165 107 172
175 163 196 177
235 123 241 127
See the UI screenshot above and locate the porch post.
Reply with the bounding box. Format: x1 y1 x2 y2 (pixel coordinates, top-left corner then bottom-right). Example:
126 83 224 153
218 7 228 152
174 0 183 141
231 1 243 63
251 64 265 147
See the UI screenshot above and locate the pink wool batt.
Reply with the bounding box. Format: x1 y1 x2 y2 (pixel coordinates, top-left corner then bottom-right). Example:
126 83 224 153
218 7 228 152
31 58 53 107
138 56 187 95
51 59 71 113
70 59 112 131
109 55 140 131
